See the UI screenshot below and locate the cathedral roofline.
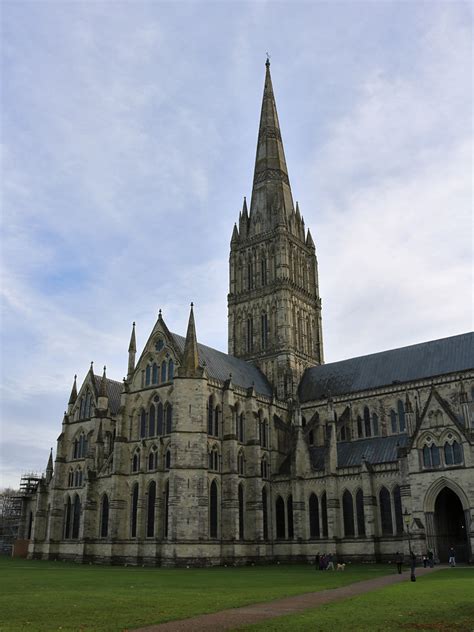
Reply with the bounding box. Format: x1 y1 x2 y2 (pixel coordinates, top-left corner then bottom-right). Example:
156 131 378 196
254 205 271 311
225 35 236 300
299 332 474 402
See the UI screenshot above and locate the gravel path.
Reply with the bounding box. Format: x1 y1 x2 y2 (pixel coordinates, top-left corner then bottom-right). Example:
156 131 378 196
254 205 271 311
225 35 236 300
132 565 443 631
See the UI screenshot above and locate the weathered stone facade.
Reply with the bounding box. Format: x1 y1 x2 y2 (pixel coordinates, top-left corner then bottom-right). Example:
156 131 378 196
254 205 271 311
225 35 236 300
20 61 474 566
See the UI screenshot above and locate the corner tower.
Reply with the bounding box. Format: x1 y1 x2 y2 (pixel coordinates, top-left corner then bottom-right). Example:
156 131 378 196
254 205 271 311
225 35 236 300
228 59 324 399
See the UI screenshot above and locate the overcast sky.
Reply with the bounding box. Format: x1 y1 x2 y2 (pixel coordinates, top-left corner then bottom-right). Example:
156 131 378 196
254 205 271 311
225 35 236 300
1 1 472 489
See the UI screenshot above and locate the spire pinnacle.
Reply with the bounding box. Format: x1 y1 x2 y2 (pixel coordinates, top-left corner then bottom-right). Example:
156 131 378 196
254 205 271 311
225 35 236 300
179 302 201 377
46 448 53 471
249 59 294 227
68 374 78 405
99 366 107 397
128 321 136 353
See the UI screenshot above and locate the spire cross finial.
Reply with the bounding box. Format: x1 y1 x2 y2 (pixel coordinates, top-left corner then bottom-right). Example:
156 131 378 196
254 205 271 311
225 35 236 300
266 52 271 66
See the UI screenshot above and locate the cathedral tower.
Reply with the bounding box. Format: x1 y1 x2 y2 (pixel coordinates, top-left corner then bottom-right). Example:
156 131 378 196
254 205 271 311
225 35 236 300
228 59 324 399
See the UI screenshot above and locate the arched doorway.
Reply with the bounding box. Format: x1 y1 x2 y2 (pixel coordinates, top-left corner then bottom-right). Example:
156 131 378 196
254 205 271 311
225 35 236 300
433 488 468 562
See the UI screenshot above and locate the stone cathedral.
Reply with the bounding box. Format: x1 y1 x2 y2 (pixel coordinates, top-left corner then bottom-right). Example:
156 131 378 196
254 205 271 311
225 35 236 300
19 61 474 566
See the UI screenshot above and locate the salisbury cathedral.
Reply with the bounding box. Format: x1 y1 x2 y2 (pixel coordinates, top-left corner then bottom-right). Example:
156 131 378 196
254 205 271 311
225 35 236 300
19 61 474 566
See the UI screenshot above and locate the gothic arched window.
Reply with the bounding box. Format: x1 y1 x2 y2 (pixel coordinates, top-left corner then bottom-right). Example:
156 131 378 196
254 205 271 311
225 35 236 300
364 406 371 437
149 404 156 437
161 360 167 383
276 496 285 538
165 404 173 434
152 363 158 384
157 402 164 435
147 481 156 538
261 256 267 286
131 484 139 538
247 261 253 290
209 480 218 538
372 413 379 436
357 416 363 438
164 480 169 538
309 493 320 538
140 409 147 439
356 488 365 536
287 495 294 539
237 413 245 443
247 317 253 352
237 450 245 476
393 485 403 534
100 494 109 538
145 365 151 386
148 447 158 471
343 490 355 537
321 492 328 537
165 449 171 470
379 486 393 535
168 359 174 381
132 450 140 473
64 497 71 539
444 441 463 465
261 312 268 349
208 396 214 435
72 494 81 539
262 487 268 540
390 409 398 434
238 483 245 540
397 400 406 432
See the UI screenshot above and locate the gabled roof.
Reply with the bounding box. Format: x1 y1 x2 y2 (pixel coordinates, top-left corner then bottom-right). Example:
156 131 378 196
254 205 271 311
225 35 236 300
309 434 409 470
299 332 474 402
170 333 273 397
92 375 123 414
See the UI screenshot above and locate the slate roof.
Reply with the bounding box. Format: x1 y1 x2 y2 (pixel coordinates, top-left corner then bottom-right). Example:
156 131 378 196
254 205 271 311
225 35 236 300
171 333 273 397
309 434 410 470
299 333 474 402
93 375 123 414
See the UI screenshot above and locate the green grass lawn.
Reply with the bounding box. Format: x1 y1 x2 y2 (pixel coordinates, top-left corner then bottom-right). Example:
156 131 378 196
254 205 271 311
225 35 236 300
239 568 474 632
0 557 392 631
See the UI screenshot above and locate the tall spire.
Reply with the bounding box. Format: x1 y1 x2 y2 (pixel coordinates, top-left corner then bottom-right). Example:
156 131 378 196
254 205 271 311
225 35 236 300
179 303 201 378
249 59 294 226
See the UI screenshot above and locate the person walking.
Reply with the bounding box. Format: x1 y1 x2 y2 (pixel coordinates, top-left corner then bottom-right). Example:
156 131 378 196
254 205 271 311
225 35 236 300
448 547 456 567
410 551 416 582
315 552 320 570
395 551 403 574
428 549 434 568
326 553 335 571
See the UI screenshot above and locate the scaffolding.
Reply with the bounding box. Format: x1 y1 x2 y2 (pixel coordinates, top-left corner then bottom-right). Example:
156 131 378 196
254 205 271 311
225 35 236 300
0 473 41 554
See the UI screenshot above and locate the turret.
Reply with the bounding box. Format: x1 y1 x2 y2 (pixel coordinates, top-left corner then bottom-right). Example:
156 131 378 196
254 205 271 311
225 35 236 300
45 448 53 484
97 366 109 412
459 378 470 428
127 322 136 379
178 303 203 378
67 375 77 414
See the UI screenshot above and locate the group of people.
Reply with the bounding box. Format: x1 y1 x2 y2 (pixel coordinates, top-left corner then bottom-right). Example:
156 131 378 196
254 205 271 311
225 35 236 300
314 553 335 571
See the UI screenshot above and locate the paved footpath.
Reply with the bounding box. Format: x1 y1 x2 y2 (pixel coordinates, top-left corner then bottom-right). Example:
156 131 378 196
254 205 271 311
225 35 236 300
132 565 443 632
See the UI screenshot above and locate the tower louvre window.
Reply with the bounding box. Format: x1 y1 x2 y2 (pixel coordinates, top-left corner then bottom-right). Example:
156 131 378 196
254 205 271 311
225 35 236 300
247 317 253 352
261 312 268 350
261 257 267 285
161 361 167 383
247 261 253 290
